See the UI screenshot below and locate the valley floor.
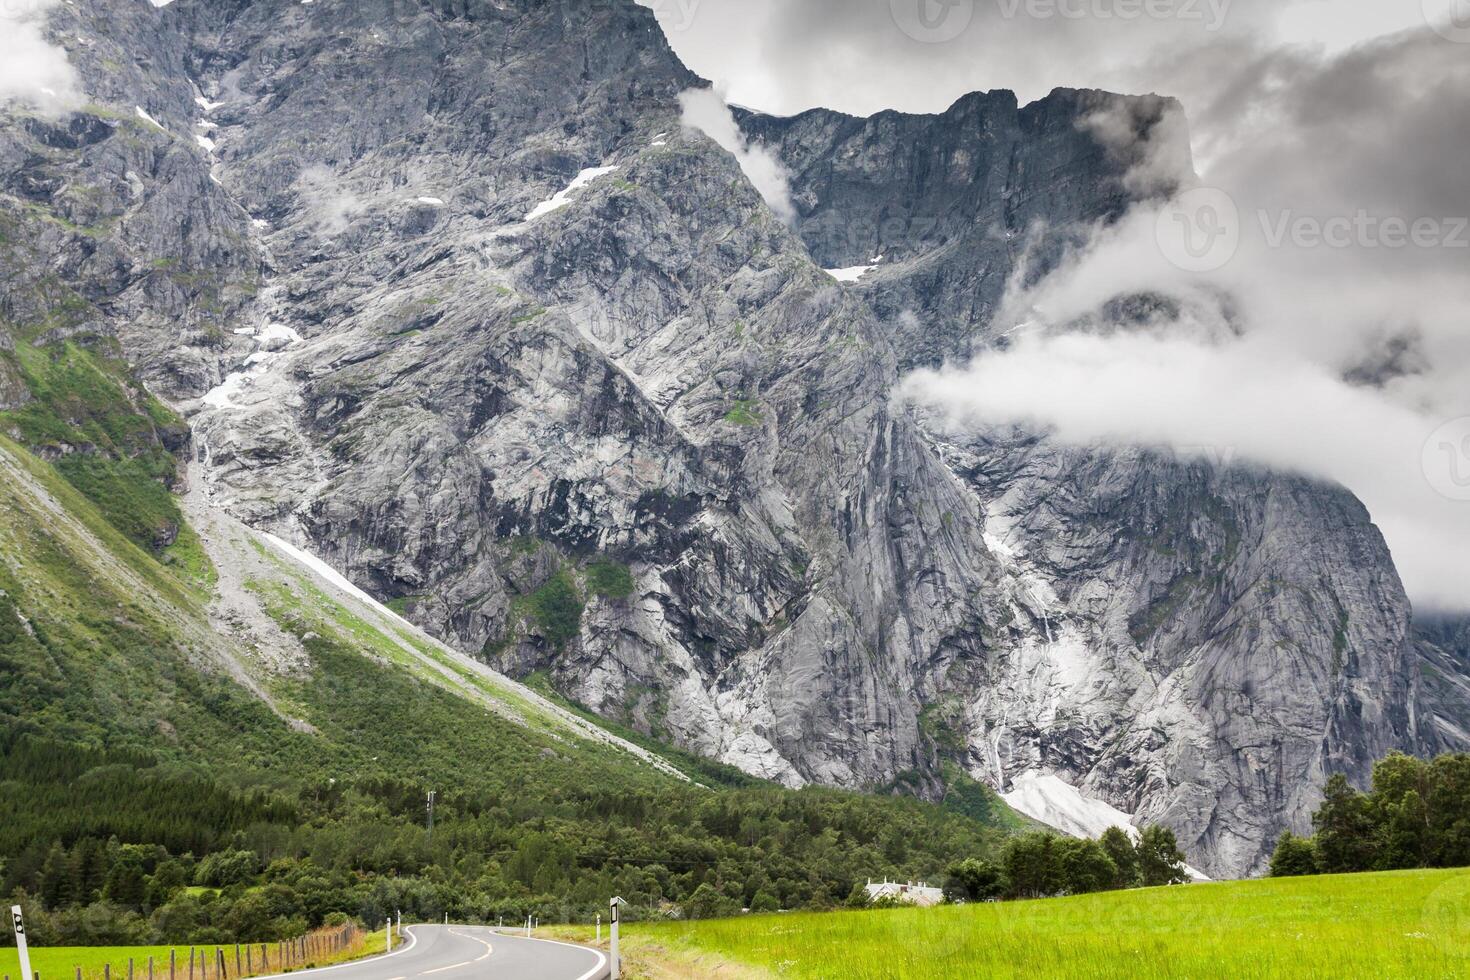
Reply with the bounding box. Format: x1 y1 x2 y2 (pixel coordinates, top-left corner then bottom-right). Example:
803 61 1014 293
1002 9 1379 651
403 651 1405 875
555 868 1470 979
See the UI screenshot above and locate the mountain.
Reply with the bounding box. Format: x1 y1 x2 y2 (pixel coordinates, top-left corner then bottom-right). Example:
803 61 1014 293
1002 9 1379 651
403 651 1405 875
3 0 1463 880
0 324 1021 921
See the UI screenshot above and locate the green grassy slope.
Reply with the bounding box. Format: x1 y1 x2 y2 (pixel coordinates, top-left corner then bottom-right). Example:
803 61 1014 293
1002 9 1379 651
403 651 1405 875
613 867 1470 979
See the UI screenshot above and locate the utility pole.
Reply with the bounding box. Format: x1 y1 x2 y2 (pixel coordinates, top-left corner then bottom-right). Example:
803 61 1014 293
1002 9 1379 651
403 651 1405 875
425 791 436 845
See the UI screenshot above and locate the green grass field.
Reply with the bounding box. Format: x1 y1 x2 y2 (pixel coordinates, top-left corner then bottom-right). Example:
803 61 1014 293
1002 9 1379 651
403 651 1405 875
0 932 387 980
616 868 1470 979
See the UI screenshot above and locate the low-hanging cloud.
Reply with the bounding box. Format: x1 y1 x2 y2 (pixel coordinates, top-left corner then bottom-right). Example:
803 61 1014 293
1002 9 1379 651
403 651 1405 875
900 331 1470 612
899 26 1470 612
0 0 81 113
677 86 796 223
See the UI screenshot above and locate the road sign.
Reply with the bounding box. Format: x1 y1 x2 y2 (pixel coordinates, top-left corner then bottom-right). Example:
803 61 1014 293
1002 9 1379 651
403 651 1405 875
12 906 33 980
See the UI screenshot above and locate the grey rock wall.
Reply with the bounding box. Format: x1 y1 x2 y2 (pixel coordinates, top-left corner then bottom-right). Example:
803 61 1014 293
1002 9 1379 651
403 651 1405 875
2 0 1461 879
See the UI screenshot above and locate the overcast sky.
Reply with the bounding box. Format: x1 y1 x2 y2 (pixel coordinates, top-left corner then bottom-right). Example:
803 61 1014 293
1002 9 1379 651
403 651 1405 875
650 0 1470 613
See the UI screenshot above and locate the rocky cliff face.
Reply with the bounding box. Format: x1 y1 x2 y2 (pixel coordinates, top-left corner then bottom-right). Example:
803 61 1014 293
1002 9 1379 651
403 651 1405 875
737 94 1429 874
4 0 1462 878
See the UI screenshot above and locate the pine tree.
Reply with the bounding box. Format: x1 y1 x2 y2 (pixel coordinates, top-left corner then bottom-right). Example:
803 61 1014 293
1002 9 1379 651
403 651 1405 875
39 842 73 909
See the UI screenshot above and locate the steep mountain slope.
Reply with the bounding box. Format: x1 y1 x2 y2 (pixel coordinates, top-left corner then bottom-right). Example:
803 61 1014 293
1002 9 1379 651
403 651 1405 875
3 0 1462 879
736 96 1426 874
0 374 1021 917
1415 616 1470 751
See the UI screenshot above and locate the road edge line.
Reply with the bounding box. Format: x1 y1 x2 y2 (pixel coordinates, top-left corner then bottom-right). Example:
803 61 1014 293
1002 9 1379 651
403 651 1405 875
252 924 422 980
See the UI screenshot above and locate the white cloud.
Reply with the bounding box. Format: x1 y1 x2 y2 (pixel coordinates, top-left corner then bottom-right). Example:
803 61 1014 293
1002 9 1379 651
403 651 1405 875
897 25 1470 612
0 1 81 113
296 165 368 235
677 86 796 224
901 330 1470 612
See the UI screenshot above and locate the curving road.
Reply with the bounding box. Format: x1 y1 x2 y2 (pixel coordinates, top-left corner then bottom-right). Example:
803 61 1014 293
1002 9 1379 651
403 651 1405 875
264 924 608 980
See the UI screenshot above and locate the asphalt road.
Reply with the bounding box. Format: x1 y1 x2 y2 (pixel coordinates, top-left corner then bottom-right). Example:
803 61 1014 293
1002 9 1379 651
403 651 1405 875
266 924 608 980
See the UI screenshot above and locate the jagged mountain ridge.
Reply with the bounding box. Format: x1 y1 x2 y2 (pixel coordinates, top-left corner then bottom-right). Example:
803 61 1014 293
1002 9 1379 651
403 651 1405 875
4 0 1463 878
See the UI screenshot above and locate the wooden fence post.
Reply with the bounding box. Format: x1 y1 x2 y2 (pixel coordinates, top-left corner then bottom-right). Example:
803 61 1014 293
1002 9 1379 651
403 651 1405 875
169 950 175 980
187 948 194 980
233 948 239 978
129 959 134 980
148 958 153 980
104 964 110 980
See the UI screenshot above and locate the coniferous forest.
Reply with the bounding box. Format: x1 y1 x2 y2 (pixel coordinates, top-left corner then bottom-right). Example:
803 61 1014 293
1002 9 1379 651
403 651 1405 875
1269 752 1470 878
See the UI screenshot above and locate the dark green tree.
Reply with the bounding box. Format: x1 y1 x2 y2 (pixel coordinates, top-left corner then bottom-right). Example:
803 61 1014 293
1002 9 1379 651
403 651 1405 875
1057 838 1117 895
1313 774 1376 873
685 882 738 919
1268 832 1319 877
1375 789 1430 870
102 852 148 908
945 857 1006 902
1136 825 1189 887
1098 827 1140 889
1001 833 1065 898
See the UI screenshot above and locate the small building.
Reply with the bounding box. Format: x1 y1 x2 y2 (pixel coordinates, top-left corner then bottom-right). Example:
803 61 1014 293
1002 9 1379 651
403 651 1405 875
864 879 944 908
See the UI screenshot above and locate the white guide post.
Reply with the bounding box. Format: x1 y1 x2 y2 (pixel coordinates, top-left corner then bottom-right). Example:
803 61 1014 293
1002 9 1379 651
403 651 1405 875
609 897 625 980
596 914 601 944
384 918 391 953
12 905 34 980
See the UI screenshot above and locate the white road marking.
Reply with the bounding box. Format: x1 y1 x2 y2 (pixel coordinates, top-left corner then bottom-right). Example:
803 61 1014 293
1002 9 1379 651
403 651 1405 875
506 935 608 980
446 930 494 962
418 962 469 974
250 925 419 979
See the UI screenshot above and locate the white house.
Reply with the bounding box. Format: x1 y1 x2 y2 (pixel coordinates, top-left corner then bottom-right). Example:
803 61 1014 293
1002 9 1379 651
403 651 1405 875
864 879 944 908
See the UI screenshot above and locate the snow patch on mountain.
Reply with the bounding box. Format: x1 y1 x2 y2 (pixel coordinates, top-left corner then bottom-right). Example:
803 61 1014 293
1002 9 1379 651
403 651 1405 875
525 166 620 221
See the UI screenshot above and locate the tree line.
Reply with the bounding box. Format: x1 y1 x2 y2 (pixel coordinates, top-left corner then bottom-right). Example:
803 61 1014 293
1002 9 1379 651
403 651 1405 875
1269 752 1470 877
0 733 1013 943
938 824 1190 904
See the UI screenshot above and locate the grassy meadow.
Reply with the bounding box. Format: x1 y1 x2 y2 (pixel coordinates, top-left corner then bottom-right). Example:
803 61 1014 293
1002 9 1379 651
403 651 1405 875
565 868 1470 979
0 930 386 980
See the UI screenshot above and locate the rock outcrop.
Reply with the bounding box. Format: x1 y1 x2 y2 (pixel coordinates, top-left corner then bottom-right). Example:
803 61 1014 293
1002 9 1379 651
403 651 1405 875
3 0 1463 878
